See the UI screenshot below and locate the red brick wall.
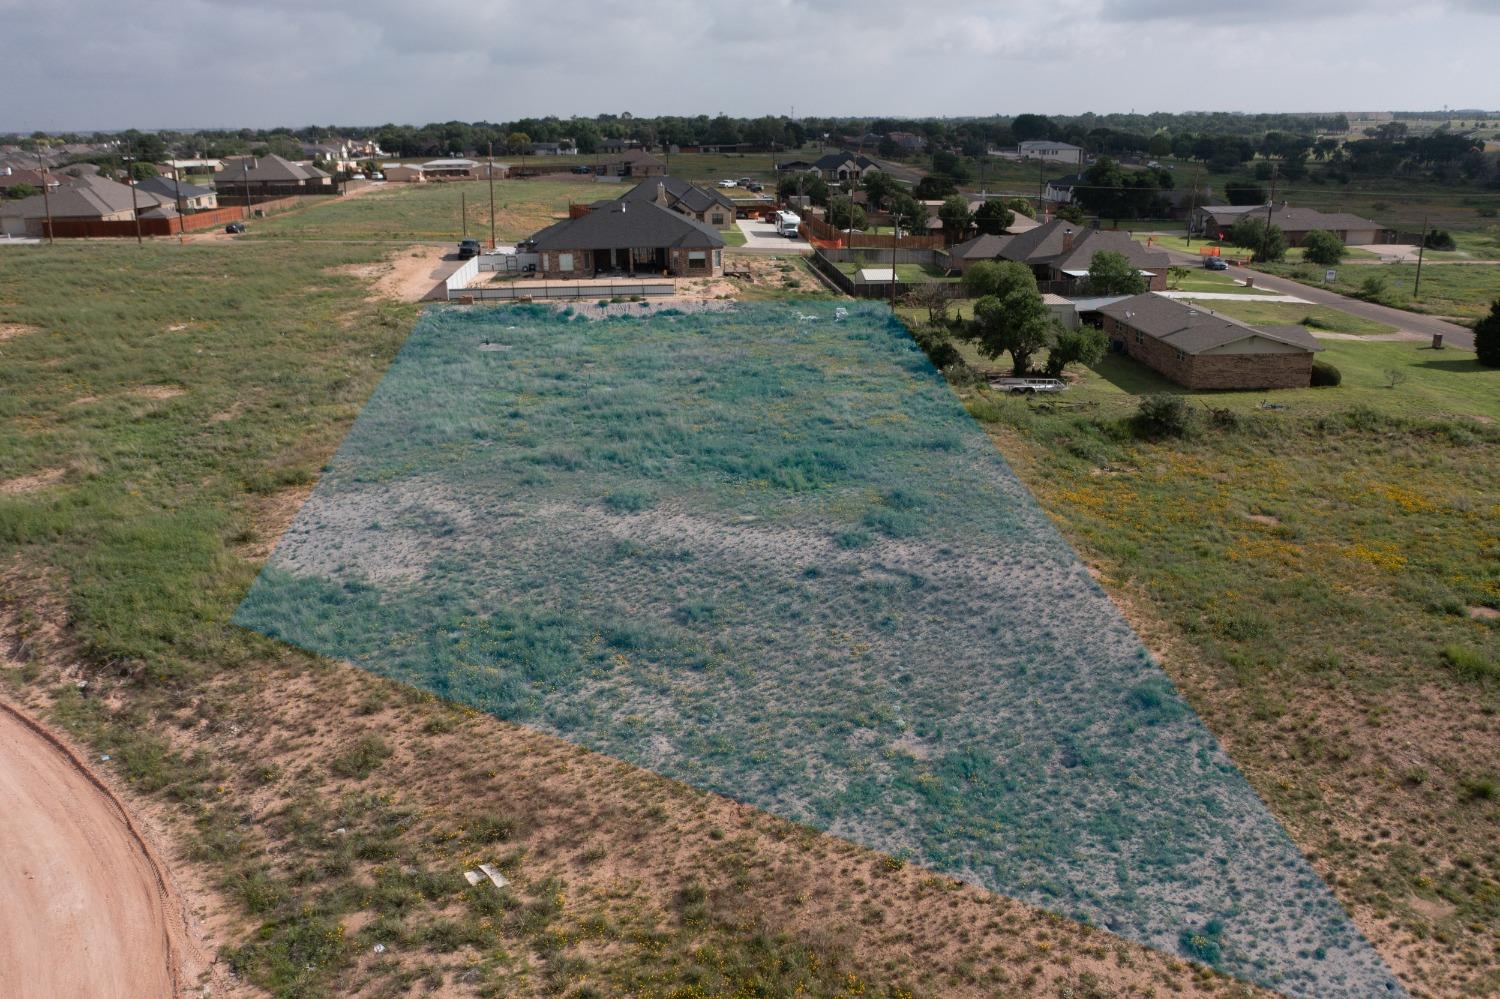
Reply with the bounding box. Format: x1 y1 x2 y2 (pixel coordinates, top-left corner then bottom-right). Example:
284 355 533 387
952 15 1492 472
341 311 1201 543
1102 314 1313 390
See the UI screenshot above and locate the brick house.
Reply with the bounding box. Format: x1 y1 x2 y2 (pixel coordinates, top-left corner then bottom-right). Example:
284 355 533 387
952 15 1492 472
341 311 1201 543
1096 293 1322 390
1192 203 1389 246
217 155 332 200
526 200 724 279
997 219 1171 292
618 177 736 228
598 149 667 178
809 151 881 182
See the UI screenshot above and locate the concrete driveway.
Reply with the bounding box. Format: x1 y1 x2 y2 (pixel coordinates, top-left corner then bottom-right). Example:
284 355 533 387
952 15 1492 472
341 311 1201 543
734 218 811 253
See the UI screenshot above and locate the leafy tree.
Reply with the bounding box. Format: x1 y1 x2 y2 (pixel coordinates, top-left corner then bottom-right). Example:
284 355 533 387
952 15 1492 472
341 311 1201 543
1301 229 1345 266
827 195 866 231
1167 265 1190 289
1006 197 1036 219
974 199 1015 235
1044 324 1108 378
1055 202 1086 224
960 263 1056 375
938 196 974 239
1011 114 1055 142
1148 132 1172 157
1133 394 1191 438
931 150 972 183
1253 224 1287 263
1423 229 1456 251
1223 181 1266 206
1086 250 1148 295
2 182 39 199
861 171 897 211
777 172 829 205
888 193 927 236
1229 216 1287 261
912 175 956 199
129 161 159 180
1475 299 1500 367
504 132 531 155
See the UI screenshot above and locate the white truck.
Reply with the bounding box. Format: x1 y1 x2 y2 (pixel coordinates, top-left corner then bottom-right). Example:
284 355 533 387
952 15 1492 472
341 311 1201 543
773 210 802 238
989 377 1066 395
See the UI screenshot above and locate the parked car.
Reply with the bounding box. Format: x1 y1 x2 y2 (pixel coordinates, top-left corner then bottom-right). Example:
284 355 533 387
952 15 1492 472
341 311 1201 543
368 171 385 181
225 221 246 234
746 182 764 193
1203 256 1228 270
717 179 737 188
457 239 482 259
737 177 752 187
570 164 592 175
989 377 1065 395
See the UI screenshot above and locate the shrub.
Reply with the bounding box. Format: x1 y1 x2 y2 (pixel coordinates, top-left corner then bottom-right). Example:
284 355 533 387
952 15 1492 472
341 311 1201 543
1422 229 1456 251
1474 299 1500 368
1358 273 1389 304
1442 644 1498 683
1310 361 1342 387
329 735 392 779
1301 229 1345 266
1132 394 1191 439
1458 775 1497 802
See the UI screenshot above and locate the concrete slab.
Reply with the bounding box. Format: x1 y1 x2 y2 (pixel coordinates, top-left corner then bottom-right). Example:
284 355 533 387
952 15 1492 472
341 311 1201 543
734 218 811 253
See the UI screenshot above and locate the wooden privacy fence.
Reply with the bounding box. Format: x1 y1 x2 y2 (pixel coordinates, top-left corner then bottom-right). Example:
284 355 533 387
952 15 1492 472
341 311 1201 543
41 205 248 239
810 250 962 303
799 215 946 250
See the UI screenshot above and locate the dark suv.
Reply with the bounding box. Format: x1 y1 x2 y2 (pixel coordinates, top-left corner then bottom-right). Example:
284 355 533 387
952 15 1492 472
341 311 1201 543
225 221 246 234
457 239 482 259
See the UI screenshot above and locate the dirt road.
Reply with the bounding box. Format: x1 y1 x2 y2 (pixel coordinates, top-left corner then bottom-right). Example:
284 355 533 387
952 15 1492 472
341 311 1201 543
0 700 199 999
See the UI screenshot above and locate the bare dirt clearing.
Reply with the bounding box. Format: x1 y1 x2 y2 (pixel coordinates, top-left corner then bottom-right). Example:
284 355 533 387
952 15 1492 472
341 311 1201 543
327 245 453 302
0 467 67 495
0 700 203 999
0 323 40 342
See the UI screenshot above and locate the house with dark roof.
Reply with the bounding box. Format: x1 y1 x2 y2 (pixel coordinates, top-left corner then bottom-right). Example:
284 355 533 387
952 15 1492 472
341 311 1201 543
217 155 333 200
996 219 1171 292
1192 203 1389 245
525 200 725 279
809 151 880 182
0 175 177 236
619 177 736 228
598 148 667 178
134 175 218 211
1097 293 1323 389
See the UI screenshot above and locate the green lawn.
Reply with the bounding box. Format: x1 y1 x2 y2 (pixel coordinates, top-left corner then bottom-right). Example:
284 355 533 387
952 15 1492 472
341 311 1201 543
833 260 958 283
721 226 747 247
245 179 588 243
1163 270 1263 295
1256 261 1500 322
1144 234 1379 263
1176 298 1399 335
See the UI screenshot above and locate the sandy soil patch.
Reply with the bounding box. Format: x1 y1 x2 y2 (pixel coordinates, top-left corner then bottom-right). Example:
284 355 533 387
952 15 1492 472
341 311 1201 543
133 385 187 400
0 323 40 342
0 699 207 999
328 245 452 303
0 467 67 495
1466 605 1499 621
1244 513 1281 526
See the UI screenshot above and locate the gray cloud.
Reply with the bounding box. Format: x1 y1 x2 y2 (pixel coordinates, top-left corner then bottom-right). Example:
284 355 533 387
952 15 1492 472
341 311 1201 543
0 0 1494 130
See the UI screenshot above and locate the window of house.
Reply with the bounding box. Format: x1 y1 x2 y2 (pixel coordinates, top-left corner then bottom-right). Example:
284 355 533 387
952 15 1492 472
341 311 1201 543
688 251 707 268
1134 331 1144 345
1175 350 1186 362
714 250 722 268
711 213 725 225
558 253 574 272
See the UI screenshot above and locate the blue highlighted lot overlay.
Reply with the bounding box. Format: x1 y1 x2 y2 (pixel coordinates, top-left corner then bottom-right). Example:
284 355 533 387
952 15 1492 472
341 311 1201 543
236 302 1401 997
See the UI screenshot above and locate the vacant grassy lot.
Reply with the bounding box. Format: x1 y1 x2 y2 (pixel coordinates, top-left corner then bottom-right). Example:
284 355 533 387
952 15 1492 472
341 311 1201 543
245 179 588 243
2 244 1252 999
965 393 1499 999
1256 261 1500 322
1175 298 1400 336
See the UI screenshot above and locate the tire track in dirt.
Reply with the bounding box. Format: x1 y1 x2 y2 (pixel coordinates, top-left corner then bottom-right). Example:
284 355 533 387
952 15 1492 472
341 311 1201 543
0 698 204 999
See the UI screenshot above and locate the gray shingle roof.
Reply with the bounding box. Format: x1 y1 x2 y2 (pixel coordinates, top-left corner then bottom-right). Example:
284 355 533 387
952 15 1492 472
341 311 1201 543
218 155 329 184
999 219 1170 272
1200 204 1383 234
528 200 725 251
1098 293 1323 355
0 174 176 221
135 175 214 200
619 176 734 215
813 151 878 171
948 234 1013 260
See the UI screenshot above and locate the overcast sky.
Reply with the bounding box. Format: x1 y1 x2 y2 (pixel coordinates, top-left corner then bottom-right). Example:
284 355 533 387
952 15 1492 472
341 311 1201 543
2 0 1496 132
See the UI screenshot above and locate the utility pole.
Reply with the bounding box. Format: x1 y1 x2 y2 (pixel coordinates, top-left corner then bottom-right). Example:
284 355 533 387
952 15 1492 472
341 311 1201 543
461 191 468 238
1258 162 1278 263
1184 161 1201 249
1414 213 1430 300
242 160 251 215
40 156 54 245
124 143 143 245
1037 157 1045 217
487 141 497 249
172 164 186 245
